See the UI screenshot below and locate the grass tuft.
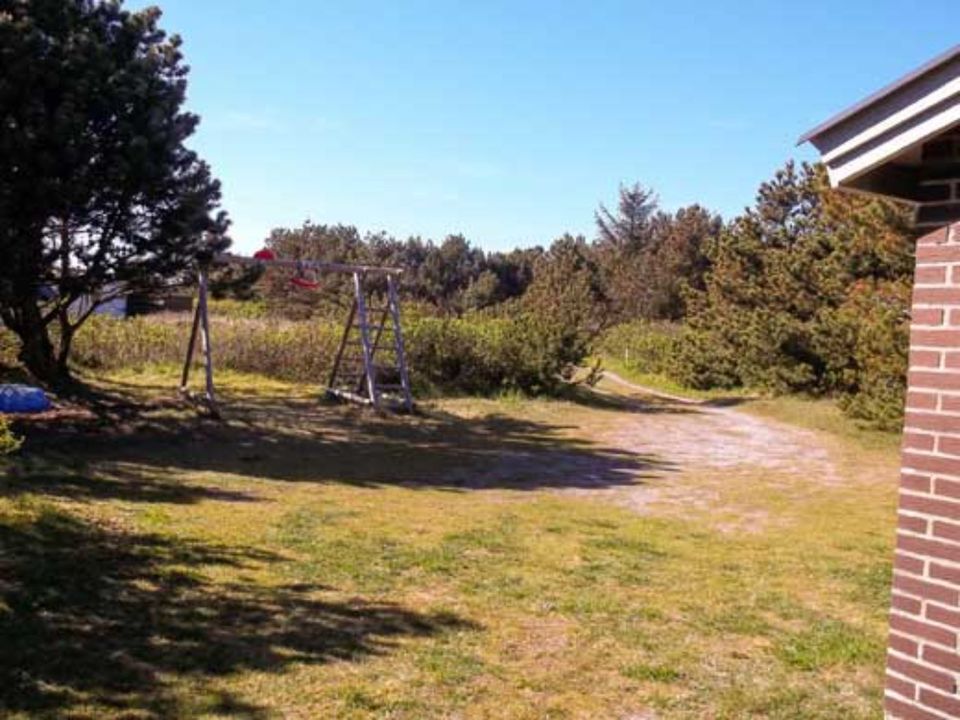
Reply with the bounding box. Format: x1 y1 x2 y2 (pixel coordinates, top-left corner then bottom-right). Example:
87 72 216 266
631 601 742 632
776 619 884 671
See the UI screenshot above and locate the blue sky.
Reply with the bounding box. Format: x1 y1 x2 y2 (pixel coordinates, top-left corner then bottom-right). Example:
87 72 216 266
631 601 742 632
141 0 957 253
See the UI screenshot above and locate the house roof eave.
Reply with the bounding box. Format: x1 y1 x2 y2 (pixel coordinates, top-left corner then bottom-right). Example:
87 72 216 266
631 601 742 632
797 44 960 147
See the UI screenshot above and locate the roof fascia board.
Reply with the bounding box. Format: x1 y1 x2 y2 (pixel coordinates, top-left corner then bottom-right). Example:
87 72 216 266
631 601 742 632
821 75 960 164
828 102 960 185
799 45 960 145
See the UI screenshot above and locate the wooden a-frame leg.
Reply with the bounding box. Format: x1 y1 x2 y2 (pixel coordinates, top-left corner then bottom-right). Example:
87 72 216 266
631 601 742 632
180 291 202 394
353 272 380 409
180 268 221 418
197 269 220 417
387 275 413 412
327 299 357 396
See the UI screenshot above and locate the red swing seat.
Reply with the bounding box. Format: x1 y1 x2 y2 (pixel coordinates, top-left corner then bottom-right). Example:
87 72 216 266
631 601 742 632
254 248 321 290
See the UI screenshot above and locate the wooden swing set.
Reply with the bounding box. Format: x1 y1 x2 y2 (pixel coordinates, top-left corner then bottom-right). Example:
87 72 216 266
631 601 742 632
179 250 413 418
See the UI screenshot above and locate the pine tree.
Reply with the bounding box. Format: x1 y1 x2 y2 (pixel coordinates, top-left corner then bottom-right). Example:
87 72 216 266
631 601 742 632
678 161 915 426
0 0 228 385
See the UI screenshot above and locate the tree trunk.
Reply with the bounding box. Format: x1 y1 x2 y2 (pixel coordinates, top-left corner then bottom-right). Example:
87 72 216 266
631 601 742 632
12 302 71 388
56 322 75 381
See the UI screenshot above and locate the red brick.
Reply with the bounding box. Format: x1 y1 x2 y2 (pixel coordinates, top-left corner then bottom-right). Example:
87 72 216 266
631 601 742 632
899 514 929 535
889 222 960 720
923 644 960 673
907 392 940 410
929 562 960 585
904 411 960 433
911 329 960 346
914 308 945 326
905 432 937 451
913 265 947 285
935 478 960 500
885 694 944 720
916 266 948 284
917 228 951 246
902 451 960 478
888 653 956 692
895 550 927 576
886 672 917 700
932 520 960 542
919 688 960 717
910 351 943 369
913 288 960 306
916 244 960 262
890 631 920 657
899 533 960 565
890 612 958 647
900 494 960 522
909 371 960 392
894 572 959 605
904 473 933 493
892 592 923 615
926 602 960 629
941 435 960 456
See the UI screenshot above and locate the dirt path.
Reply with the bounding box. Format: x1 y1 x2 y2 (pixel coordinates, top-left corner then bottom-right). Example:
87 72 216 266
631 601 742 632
560 372 845 531
598 370 835 474
458 369 851 534
599 370 708 406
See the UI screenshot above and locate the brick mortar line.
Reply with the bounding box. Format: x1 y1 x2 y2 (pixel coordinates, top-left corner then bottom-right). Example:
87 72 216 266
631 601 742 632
885 689 954 720
892 572 960 601
885 668 920 698
900 446 960 458
895 515 934 537
888 644 960 672
902 463 960 480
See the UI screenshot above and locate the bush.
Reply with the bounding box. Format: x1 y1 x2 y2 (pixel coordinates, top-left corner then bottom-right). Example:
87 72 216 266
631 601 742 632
406 312 586 395
669 326 744 390
829 282 910 431
206 298 270 320
0 415 23 455
598 322 681 377
68 308 588 397
73 313 341 383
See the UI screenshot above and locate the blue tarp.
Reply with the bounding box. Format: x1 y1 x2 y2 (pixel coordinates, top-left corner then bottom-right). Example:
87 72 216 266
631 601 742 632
0 385 51 413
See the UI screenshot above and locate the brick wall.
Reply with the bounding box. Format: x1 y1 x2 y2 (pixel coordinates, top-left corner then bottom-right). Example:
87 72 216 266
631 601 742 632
887 221 960 719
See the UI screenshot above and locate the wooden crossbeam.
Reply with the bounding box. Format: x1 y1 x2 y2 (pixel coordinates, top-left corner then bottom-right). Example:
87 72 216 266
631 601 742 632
214 253 403 276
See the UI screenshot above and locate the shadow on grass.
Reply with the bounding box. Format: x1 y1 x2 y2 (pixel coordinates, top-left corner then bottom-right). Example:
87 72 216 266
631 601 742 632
12 379 678 493
0 507 474 719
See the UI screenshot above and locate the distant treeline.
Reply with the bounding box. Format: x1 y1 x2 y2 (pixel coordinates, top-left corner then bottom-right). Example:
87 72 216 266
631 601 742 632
209 160 915 428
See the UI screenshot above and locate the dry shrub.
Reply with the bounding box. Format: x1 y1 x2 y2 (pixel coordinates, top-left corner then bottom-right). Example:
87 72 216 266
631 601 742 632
73 314 341 382
68 309 588 396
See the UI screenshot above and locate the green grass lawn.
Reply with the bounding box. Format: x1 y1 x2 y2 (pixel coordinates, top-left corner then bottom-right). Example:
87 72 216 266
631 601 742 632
0 368 899 719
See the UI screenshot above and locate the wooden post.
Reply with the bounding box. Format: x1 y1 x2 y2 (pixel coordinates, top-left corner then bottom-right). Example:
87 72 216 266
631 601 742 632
197 268 219 416
180 267 220 418
327 299 357 395
356 308 388 396
180 291 202 393
353 272 380 409
388 275 413 412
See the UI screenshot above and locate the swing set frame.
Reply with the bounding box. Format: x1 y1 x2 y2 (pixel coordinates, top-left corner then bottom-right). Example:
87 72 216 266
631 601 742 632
180 252 413 418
